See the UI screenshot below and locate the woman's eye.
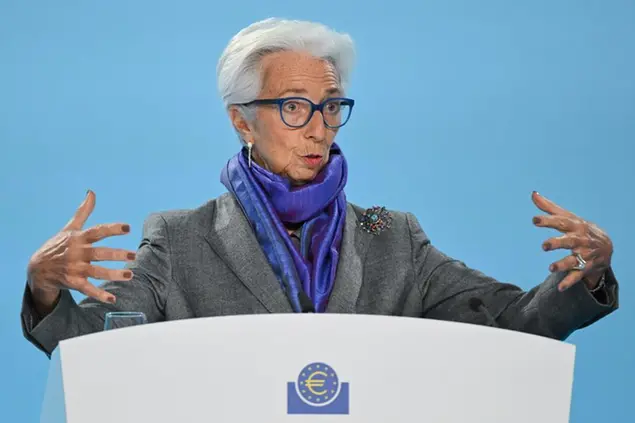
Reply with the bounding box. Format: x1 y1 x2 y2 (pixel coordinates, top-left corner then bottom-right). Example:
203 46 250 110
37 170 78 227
326 102 340 113
283 102 300 112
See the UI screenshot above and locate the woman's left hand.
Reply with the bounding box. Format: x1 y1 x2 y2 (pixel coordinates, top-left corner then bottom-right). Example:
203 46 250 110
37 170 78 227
531 191 613 292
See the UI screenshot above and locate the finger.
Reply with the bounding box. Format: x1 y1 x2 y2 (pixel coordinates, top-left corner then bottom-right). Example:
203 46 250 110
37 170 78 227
81 223 131 244
557 268 586 292
533 215 578 233
84 264 134 281
542 234 589 251
531 191 573 216
549 248 595 271
84 247 136 262
62 190 96 232
66 276 116 304
549 254 582 273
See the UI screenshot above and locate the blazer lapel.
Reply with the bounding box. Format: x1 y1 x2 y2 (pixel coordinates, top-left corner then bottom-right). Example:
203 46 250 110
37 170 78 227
326 204 373 314
203 194 293 314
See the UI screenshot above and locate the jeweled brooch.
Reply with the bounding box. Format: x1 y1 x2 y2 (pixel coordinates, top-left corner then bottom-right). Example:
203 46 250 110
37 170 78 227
359 206 392 235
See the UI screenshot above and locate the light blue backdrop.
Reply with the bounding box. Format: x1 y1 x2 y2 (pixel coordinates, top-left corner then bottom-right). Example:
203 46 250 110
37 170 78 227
1 1 633 421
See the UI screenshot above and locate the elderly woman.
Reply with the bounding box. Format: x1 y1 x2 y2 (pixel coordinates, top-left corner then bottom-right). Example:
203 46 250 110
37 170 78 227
22 18 618 357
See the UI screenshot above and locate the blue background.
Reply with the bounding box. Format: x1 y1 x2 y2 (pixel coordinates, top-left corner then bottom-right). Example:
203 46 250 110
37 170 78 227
1 1 633 421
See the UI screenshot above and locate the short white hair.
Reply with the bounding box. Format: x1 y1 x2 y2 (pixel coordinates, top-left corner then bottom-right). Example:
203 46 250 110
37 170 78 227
217 18 356 110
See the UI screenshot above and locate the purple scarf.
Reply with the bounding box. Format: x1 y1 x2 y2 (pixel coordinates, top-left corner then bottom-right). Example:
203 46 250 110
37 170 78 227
220 143 347 313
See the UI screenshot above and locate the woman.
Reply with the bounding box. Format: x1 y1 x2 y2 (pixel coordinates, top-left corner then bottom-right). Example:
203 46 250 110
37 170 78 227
22 18 618 357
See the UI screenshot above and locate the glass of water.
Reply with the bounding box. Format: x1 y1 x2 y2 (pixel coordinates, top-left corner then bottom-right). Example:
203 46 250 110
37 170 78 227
103 311 147 331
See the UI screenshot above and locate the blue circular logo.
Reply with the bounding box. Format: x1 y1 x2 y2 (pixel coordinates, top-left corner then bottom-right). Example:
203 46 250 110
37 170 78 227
296 362 340 406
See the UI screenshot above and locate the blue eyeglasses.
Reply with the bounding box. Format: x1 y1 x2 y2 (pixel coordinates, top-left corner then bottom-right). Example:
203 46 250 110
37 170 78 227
240 96 355 129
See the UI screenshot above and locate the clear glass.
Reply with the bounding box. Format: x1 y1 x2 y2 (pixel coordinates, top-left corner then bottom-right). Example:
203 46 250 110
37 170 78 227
242 97 355 129
279 97 352 128
103 311 147 331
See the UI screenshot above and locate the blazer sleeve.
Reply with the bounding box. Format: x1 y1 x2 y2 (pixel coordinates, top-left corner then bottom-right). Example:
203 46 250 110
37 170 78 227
407 213 619 340
20 213 173 357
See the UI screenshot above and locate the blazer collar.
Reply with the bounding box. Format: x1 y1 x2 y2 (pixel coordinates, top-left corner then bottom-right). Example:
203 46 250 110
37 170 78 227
325 204 373 313
203 194 293 313
204 194 372 314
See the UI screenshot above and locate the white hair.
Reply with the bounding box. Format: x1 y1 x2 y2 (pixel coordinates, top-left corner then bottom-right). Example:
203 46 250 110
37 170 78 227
216 18 355 141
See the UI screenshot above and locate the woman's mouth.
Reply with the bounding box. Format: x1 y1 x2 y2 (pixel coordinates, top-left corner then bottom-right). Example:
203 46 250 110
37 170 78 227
303 154 323 168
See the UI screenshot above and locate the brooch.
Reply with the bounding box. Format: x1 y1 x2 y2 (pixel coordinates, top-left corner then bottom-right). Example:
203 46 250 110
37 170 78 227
359 206 392 235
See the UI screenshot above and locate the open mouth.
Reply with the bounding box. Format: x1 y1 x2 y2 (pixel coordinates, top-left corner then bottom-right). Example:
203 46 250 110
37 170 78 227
302 154 323 167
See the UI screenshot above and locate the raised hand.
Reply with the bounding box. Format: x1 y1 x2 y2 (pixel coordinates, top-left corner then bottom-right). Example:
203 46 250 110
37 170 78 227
531 191 613 292
27 190 136 309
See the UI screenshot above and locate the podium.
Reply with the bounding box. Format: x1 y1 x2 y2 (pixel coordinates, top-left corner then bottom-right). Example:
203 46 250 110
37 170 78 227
41 314 576 422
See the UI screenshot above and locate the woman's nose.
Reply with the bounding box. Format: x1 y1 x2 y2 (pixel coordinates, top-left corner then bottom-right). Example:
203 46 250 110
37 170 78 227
303 110 327 141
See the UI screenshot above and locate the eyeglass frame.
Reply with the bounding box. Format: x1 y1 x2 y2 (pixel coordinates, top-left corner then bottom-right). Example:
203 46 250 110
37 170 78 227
237 96 355 129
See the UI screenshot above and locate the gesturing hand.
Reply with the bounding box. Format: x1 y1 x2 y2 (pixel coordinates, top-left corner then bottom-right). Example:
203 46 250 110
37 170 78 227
531 191 613 292
27 190 135 306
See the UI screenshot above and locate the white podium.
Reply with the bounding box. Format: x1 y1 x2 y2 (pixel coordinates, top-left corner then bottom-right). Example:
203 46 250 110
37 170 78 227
41 314 576 423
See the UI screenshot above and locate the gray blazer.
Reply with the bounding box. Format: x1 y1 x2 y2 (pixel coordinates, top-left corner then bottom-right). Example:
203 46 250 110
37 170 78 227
22 193 619 357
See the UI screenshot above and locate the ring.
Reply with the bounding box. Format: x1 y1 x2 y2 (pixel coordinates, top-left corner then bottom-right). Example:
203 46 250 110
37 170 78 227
572 253 586 271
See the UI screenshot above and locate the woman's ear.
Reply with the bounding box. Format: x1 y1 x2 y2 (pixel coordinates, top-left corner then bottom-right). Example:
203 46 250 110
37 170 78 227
229 106 255 144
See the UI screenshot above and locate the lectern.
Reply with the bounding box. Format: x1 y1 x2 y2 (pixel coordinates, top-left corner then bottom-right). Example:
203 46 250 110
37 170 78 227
41 314 575 422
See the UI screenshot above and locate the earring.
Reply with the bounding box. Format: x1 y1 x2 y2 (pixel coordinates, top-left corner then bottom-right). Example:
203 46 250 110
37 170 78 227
247 142 253 168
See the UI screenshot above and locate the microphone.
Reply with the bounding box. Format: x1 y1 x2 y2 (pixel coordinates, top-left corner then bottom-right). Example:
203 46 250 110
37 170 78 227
468 297 499 328
298 291 316 313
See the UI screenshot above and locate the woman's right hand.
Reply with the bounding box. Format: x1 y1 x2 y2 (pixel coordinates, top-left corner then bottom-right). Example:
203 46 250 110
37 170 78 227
27 190 136 312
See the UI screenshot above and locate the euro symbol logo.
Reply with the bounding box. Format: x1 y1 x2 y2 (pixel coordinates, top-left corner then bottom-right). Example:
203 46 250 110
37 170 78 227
304 371 328 396
288 362 348 414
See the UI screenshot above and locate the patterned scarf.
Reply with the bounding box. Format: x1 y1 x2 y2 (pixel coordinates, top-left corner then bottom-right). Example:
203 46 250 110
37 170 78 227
220 144 347 312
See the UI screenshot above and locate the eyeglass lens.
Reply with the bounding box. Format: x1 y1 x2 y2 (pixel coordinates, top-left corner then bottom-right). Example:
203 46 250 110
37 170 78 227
280 98 351 128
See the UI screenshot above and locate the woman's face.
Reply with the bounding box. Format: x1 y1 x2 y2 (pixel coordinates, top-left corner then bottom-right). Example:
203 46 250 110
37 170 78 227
231 50 342 185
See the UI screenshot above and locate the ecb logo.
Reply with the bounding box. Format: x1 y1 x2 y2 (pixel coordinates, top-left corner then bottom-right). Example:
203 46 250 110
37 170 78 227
287 362 349 414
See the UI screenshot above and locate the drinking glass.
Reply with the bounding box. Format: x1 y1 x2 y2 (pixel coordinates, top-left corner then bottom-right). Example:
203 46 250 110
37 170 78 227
103 311 147 331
